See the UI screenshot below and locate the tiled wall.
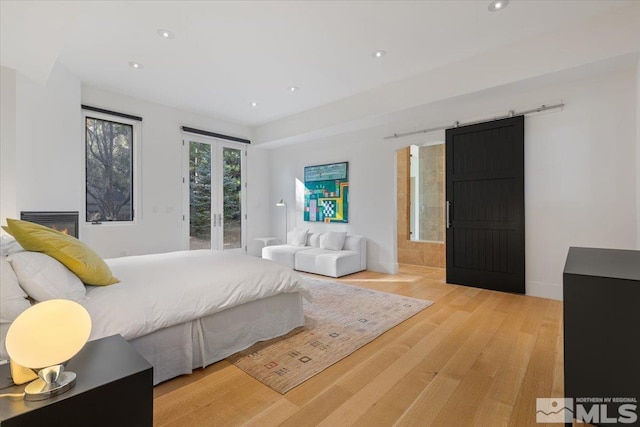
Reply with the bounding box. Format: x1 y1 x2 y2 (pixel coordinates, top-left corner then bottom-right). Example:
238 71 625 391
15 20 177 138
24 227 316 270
397 147 445 268
417 144 445 242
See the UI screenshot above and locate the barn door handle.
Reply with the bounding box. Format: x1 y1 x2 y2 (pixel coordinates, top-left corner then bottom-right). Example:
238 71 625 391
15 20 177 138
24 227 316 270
446 201 451 229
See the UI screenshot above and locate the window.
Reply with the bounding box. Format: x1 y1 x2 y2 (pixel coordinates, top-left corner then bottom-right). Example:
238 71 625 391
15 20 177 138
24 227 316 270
84 111 139 222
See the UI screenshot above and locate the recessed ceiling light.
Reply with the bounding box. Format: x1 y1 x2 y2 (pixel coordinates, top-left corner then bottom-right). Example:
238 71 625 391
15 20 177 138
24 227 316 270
250 102 258 107
488 0 509 12
372 50 386 59
157 29 175 39
289 86 299 92
128 61 143 69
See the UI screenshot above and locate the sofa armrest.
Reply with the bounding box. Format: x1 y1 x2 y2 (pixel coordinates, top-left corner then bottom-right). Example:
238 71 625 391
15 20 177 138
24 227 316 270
343 235 367 270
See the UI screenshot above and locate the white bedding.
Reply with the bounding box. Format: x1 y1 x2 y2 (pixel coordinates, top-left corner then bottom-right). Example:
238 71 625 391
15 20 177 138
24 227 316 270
83 250 310 342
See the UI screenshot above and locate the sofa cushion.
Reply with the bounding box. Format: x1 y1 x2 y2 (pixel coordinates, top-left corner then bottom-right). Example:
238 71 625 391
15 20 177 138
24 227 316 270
295 248 361 278
343 235 363 251
320 231 347 251
287 228 309 246
308 232 322 248
262 244 311 269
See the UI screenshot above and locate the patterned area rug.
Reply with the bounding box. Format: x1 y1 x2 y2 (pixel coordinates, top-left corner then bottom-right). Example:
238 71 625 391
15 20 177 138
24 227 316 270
227 277 433 394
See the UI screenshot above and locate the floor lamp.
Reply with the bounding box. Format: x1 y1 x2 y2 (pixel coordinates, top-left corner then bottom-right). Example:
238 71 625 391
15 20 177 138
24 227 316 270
276 199 288 244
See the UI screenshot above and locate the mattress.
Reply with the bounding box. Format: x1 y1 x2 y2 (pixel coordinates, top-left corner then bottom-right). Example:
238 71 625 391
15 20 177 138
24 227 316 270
85 250 309 342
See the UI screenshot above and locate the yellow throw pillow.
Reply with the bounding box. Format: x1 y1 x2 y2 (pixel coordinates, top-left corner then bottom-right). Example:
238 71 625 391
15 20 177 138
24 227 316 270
3 219 119 286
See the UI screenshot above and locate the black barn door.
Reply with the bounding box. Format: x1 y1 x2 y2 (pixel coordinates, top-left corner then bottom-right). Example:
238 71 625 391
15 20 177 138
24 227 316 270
446 116 525 294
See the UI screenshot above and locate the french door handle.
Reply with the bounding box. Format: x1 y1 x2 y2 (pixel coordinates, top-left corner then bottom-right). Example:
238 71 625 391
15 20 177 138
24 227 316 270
446 201 451 229
213 215 217 227
218 213 222 226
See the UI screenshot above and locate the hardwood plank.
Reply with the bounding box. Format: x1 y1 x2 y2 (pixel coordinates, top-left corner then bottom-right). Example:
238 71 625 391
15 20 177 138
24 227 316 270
279 385 352 427
470 331 537 426
240 398 300 427
154 366 281 426
507 299 563 426
352 369 437 427
393 374 459 426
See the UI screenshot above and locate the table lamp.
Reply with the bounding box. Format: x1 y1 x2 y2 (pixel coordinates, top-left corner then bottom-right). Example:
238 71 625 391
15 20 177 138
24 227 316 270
5 299 92 401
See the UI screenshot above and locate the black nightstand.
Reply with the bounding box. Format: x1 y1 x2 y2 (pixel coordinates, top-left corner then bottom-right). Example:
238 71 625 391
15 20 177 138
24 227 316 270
563 247 640 426
0 334 153 427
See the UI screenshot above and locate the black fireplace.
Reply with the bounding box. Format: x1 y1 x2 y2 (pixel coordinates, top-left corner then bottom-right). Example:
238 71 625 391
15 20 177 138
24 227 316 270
20 211 79 238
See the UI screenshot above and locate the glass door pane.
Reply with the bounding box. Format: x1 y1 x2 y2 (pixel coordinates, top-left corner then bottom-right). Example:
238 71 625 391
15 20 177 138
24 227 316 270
222 147 242 250
184 136 245 252
189 141 212 250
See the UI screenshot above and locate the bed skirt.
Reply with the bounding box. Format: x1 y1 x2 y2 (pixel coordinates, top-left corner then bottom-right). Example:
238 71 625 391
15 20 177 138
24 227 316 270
127 292 304 385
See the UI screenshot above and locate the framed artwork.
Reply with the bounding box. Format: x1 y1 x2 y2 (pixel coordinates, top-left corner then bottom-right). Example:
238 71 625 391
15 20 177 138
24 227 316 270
304 161 349 223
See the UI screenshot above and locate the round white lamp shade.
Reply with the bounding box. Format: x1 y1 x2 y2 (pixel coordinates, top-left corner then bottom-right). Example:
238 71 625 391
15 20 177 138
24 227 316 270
6 299 92 369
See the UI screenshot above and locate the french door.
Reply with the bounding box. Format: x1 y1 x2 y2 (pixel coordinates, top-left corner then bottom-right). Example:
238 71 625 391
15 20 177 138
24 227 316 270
182 135 246 252
445 116 525 294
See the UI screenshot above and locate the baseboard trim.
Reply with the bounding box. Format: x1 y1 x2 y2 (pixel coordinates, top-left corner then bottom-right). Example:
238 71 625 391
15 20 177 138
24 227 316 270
367 261 398 275
526 281 562 301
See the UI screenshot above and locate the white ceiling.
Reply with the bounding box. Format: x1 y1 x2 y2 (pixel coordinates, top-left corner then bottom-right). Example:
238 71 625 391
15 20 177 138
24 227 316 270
0 1 634 127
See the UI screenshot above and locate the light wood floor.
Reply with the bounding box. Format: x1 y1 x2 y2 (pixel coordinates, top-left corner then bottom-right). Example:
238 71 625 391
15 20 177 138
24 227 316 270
153 265 564 427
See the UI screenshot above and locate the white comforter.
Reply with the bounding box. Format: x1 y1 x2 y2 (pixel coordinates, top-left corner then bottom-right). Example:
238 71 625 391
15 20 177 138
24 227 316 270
83 250 309 341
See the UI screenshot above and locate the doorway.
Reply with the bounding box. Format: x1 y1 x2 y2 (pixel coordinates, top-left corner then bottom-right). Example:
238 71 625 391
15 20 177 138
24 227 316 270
182 135 246 252
396 145 445 268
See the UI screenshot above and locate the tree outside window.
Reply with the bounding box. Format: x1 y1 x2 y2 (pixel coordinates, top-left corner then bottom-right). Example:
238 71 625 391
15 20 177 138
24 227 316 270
85 117 134 222
189 141 211 245
223 147 242 248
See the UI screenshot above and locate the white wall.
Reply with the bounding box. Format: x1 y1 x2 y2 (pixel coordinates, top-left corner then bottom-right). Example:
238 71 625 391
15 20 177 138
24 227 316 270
268 127 399 274
80 86 261 258
523 68 637 299
0 67 17 228
269 64 638 300
245 145 273 257
1 63 81 230
15 63 82 213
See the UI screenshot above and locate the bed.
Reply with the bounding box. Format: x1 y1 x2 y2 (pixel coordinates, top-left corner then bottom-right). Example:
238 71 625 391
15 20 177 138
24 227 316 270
1 249 310 385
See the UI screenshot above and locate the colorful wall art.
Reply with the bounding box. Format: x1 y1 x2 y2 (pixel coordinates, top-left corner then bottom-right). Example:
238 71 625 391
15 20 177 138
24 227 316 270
304 162 349 223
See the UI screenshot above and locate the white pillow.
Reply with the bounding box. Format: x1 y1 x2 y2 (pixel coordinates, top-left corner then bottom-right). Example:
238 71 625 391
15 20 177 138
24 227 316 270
308 232 322 248
7 252 86 303
1 235 24 258
320 231 347 251
0 260 31 323
287 228 309 246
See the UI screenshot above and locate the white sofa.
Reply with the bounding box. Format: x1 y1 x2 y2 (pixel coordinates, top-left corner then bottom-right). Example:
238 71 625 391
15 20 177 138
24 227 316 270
262 231 366 278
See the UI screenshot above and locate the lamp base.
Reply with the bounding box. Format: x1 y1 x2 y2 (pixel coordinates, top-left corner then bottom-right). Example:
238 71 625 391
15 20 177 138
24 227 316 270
24 371 76 401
